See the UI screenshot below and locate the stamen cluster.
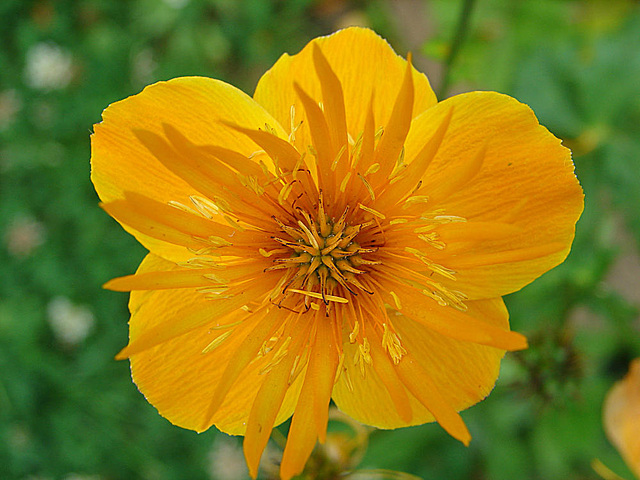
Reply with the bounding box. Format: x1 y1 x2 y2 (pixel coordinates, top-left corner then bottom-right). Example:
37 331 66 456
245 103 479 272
267 194 379 314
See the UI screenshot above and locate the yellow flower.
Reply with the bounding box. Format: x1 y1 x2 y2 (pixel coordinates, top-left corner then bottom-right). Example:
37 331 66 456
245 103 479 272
91 27 583 479
604 358 640 478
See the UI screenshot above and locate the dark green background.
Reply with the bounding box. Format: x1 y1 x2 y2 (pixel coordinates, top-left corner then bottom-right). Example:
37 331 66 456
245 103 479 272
1 1 639 479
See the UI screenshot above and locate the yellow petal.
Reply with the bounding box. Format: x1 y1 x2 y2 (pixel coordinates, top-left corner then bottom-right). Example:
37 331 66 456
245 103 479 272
294 82 336 199
254 27 436 155
368 328 413 423
373 54 414 181
311 316 339 441
130 309 305 436
604 358 640 478
104 259 265 291
395 354 471 445
376 105 453 210
125 256 304 434
399 91 583 298
280 313 338 480
105 268 222 291
280 369 317 480
132 126 277 227
91 77 287 259
332 333 433 430
102 192 230 245
243 320 312 478
116 255 277 359
202 305 287 425
381 284 527 351
311 44 348 162
332 310 505 430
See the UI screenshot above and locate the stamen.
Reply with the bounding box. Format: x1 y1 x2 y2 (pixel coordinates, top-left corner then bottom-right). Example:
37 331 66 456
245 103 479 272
358 203 386 219
288 288 348 304
343 367 354 392
332 206 350 235
297 221 321 252
239 175 265 195
382 323 406 364
335 259 364 275
331 144 347 171
349 321 360 343
288 105 303 144
403 195 430 208
350 131 364 169
259 247 289 257
201 331 233 354
167 200 199 216
259 336 292 374
420 213 467 224
278 181 296 206
179 257 221 269
354 338 372 377
339 171 352 193
275 254 312 265
390 291 402 310
273 216 305 241
266 192 381 315
358 173 375 201
418 232 446 250
210 319 244 330
207 236 232 247
189 195 220 218
292 153 306 180
211 196 233 213
288 352 305 385
248 149 266 160
222 214 245 230
405 246 457 280
202 273 227 283
364 163 380 175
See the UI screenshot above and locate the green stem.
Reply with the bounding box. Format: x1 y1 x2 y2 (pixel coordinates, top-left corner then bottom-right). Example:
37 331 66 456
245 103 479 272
437 0 477 99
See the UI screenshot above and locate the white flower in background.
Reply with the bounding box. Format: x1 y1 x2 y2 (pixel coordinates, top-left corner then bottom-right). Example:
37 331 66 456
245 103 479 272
208 435 250 480
63 474 102 480
132 48 157 86
24 42 73 91
47 297 95 347
4 216 45 257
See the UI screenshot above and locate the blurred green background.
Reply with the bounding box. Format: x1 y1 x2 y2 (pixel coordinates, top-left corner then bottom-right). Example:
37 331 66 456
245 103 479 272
1 0 639 479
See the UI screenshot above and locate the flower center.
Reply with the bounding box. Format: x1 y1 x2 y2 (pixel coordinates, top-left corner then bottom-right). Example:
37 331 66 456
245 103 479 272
267 196 380 313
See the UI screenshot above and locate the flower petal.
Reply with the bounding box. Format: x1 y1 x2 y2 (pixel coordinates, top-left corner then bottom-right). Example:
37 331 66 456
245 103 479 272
280 368 317 480
117 254 275 359
332 310 505 431
280 313 339 480
332 333 432 430
243 318 312 478
91 76 287 260
127 256 304 435
378 279 527 352
254 27 437 153
399 91 583 298
604 358 640 478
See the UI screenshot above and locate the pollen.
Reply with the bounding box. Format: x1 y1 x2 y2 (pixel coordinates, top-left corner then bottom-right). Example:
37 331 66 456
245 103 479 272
268 193 379 314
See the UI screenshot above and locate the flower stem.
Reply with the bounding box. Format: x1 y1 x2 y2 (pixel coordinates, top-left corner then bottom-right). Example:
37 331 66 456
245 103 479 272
437 0 477 99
